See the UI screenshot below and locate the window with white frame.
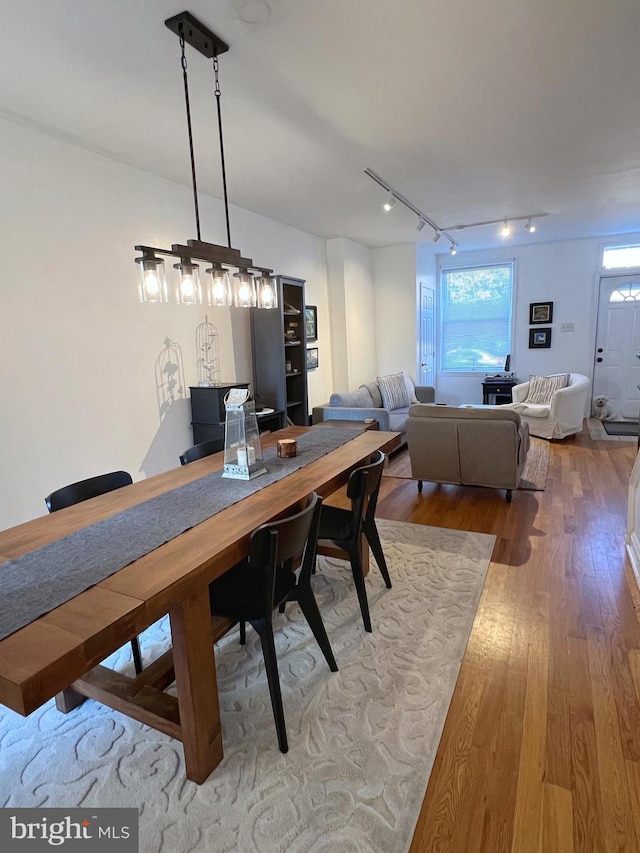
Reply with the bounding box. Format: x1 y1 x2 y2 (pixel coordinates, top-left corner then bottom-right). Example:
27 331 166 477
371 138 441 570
440 263 514 372
602 245 640 269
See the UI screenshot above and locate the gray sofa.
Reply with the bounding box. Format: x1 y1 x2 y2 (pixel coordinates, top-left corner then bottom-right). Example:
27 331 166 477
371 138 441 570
311 378 435 449
405 404 530 502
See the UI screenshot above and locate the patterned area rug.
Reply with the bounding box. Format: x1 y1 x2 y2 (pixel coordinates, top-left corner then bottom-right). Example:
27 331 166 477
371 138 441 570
384 437 549 491
0 520 495 853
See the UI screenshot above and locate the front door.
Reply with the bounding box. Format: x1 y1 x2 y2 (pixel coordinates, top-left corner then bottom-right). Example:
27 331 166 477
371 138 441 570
419 281 435 387
593 274 640 420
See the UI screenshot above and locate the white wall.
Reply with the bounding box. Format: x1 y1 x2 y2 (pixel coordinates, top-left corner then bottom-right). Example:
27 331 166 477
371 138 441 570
371 234 640 407
372 245 419 381
326 239 349 392
326 238 376 391
344 240 376 388
435 239 609 404
0 117 332 529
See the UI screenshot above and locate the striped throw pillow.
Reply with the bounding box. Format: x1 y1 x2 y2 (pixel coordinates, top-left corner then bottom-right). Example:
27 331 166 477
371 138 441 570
377 373 411 410
525 373 570 405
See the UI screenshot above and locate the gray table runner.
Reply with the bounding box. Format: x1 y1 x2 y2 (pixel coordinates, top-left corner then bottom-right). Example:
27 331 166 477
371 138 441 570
0 427 367 642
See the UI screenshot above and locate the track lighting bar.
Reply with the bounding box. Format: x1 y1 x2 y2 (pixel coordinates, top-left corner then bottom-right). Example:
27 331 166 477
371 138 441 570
364 167 459 249
364 167 546 251
442 213 547 232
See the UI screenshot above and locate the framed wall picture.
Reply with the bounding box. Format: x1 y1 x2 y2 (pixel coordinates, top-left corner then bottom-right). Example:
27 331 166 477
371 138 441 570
529 327 552 349
306 347 319 370
529 301 553 324
304 305 317 342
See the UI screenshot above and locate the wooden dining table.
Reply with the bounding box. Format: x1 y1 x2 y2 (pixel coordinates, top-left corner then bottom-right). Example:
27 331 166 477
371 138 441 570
0 425 399 784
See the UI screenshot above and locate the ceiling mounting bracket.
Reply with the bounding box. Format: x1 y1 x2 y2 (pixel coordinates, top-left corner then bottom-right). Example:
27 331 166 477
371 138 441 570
164 11 229 58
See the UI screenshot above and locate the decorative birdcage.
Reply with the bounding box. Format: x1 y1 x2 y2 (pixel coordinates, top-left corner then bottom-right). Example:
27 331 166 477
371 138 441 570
195 315 221 386
222 388 266 480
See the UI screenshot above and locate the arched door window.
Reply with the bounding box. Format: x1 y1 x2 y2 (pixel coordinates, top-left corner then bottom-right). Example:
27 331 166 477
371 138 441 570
609 283 640 302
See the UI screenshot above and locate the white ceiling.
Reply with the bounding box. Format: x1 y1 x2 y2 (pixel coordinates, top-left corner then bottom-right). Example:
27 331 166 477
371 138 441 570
2 0 640 251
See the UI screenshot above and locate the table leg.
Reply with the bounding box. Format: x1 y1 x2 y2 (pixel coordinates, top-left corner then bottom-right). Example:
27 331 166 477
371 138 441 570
170 587 223 783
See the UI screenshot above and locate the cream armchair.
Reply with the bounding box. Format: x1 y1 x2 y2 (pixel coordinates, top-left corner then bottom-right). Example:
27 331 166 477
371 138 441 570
508 373 590 439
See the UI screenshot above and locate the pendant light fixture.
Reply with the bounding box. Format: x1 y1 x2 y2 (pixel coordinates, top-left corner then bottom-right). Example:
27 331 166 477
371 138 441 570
136 249 169 303
174 258 202 305
206 262 232 307
232 269 258 308
256 275 278 309
135 12 276 308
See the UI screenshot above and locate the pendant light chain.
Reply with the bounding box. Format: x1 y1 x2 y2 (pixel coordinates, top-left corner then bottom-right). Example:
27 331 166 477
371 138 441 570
213 55 232 249
180 33 202 241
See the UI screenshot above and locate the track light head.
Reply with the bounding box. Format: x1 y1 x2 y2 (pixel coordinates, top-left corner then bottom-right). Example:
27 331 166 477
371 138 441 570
433 230 441 243
449 243 457 256
417 217 427 232
524 219 536 233
383 192 396 212
500 221 512 238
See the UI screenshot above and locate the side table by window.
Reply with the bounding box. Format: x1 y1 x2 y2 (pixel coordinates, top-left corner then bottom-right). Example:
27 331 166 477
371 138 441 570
481 378 519 405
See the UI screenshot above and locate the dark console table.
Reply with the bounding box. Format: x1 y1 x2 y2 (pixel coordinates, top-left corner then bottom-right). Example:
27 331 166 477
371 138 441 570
481 378 519 405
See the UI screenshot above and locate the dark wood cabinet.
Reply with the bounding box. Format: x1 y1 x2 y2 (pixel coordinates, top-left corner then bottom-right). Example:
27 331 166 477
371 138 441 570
481 378 519 405
250 276 309 426
189 382 286 444
188 383 249 444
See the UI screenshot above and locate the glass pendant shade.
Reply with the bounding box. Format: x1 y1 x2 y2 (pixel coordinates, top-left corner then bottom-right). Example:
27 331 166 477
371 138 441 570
206 264 232 307
257 275 278 309
136 253 168 303
232 269 257 308
174 260 202 305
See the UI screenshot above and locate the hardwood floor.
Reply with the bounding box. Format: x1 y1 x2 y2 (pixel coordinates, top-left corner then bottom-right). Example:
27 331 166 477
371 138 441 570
374 429 639 853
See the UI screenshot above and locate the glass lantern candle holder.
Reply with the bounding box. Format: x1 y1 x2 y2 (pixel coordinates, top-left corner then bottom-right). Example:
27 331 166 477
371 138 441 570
222 388 267 480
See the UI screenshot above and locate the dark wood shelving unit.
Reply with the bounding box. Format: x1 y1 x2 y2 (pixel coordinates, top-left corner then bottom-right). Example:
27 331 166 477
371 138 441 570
250 276 309 426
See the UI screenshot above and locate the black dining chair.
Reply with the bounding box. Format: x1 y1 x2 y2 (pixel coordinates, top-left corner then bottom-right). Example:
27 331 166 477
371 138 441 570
208 492 338 753
315 449 391 633
179 438 224 466
44 470 144 675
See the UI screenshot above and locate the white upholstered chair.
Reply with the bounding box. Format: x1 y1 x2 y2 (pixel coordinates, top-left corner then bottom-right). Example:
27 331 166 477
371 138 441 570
506 373 590 439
